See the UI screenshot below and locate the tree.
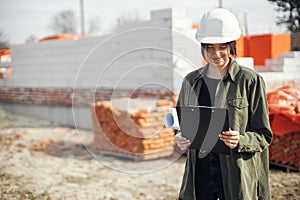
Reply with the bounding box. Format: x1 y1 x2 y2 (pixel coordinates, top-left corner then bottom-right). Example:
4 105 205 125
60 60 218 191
268 0 300 33
25 35 38 43
87 17 101 35
0 31 9 49
48 10 77 34
48 10 101 35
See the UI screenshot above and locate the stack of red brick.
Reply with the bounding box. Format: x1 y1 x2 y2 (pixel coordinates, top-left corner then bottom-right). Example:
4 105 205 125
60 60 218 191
267 86 300 171
91 98 175 161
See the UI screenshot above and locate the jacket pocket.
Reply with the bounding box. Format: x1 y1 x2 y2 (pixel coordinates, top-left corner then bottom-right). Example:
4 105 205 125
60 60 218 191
227 98 249 130
227 98 249 109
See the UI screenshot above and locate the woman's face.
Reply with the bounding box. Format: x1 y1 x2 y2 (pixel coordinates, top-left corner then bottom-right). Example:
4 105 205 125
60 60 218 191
204 43 231 68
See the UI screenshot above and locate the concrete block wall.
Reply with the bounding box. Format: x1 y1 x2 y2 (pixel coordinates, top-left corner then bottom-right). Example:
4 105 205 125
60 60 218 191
261 51 300 72
1 7 298 129
258 52 300 91
3 32 173 89
0 88 174 129
0 8 199 129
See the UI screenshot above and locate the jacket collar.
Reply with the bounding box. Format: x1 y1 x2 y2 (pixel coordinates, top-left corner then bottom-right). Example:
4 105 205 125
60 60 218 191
194 58 240 82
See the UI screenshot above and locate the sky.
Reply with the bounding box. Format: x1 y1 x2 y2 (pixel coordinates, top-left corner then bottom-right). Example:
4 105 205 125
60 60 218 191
0 0 287 45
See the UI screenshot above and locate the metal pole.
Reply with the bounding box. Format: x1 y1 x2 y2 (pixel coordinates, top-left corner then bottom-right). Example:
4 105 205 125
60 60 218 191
243 12 249 36
80 0 85 34
219 0 223 8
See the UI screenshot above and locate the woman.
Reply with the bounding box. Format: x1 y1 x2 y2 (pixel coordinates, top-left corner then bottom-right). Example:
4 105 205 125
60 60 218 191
175 8 273 200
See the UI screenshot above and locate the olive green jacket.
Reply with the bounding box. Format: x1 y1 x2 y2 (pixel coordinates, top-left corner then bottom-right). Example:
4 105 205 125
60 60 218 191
178 60 273 200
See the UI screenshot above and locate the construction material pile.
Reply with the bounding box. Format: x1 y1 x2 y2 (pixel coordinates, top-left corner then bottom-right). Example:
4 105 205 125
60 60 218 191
267 86 300 171
91 98 175 161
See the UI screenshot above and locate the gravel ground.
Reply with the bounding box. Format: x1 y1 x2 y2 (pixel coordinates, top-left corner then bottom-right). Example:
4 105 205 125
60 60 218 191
0 110 299 200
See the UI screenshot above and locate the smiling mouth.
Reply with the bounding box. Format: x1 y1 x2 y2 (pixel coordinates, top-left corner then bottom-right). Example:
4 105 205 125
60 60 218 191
212 58 222 62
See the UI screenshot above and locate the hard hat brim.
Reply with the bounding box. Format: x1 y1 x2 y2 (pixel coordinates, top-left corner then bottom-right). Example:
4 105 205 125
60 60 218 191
196 32 242 44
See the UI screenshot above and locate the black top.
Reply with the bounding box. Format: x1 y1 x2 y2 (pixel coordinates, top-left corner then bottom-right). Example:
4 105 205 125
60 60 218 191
198 75 220 107
195 75 225 199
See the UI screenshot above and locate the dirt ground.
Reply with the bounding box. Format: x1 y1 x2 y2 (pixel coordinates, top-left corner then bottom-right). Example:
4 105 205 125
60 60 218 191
0 109 299 200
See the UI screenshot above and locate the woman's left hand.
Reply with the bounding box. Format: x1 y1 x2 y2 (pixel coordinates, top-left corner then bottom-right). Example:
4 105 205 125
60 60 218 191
219 128 240 149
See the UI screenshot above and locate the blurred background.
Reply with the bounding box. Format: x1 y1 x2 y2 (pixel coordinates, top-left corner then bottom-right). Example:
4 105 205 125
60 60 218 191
0 0 299 199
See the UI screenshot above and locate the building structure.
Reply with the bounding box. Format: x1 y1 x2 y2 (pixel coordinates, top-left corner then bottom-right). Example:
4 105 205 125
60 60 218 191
0 8 298 129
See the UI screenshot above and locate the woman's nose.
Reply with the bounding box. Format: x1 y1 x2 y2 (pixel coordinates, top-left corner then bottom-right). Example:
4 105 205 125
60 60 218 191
214 50 221 56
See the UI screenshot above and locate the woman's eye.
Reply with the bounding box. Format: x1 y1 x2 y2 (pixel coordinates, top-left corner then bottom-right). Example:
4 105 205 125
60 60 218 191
206 45 227 52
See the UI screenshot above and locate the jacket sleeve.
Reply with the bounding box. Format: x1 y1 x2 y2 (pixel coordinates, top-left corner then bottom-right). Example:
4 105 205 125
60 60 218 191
237 75 273 153
177 77 188 107
174 79 186 136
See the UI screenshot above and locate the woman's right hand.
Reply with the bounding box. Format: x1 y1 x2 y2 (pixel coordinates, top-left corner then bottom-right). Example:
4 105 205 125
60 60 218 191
174 132 191 151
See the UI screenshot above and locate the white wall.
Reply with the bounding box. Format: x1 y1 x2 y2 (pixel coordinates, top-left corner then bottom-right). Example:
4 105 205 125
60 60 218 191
1 8 200 93
4 31 171 90
0 8 202 130
0 102 91 129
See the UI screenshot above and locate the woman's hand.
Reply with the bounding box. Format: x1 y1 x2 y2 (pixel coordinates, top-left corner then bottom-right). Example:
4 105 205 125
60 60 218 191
174 133 191 151
219 128 240 149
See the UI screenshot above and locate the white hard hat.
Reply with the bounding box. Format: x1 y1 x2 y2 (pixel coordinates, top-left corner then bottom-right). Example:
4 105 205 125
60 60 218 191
196 8 242 44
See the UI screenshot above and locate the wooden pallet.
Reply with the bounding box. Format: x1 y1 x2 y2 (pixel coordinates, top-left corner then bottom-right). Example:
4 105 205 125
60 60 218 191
269 131 300 172
269 161 299 172
90 145 174 161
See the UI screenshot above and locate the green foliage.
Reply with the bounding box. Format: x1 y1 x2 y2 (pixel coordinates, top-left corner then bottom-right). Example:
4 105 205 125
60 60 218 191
268 0 300 33
48 10 77 34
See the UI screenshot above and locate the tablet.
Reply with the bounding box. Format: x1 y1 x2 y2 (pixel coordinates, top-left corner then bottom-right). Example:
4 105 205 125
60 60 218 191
176 106 230 155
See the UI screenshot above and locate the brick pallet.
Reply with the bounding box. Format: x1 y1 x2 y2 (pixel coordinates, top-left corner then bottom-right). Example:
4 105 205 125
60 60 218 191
91 98 175 161
267 86 300 172
269 131 300 172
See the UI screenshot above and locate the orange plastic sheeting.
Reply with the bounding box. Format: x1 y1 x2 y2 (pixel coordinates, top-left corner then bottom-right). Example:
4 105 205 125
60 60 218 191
192 23 199 29
244 34 291 66
39 34 87 42
267 86 300 136
271 113 300 136
280 87 300 99
0 48 10 56
268 104 295 116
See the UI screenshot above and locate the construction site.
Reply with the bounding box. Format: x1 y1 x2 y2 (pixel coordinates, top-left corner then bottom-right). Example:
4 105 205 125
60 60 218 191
0 7 299 200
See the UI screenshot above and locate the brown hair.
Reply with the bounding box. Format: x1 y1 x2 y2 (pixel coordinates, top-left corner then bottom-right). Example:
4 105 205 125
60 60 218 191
201 41 237 58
